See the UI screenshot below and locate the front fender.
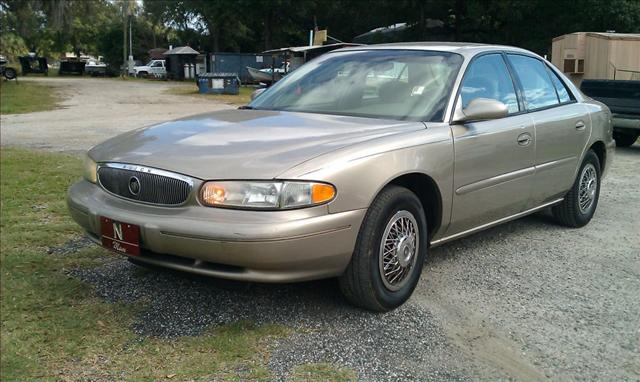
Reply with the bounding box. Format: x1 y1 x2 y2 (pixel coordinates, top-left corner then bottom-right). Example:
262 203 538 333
278 124 454 241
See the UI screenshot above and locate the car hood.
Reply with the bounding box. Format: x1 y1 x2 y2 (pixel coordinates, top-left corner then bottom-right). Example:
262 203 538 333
89 109 425 180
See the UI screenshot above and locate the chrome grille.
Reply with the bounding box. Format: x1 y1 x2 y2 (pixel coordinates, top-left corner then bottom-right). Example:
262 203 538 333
98 164 192 205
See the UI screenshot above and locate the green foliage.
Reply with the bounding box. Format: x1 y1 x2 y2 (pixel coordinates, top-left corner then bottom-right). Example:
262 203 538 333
0 33 28 62
0 0 119 58
2 0 640 66
141 0 640 56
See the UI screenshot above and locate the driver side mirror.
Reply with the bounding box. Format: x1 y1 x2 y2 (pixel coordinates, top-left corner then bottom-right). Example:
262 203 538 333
453 98 508 123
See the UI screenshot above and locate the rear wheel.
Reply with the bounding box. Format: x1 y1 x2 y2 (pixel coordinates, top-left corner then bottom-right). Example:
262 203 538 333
614 131 639 147
339 185 427 311
552 150 601 227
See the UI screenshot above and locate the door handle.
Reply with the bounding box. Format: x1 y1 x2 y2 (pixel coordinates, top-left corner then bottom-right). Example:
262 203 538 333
517 132 532 146
575 121 586 130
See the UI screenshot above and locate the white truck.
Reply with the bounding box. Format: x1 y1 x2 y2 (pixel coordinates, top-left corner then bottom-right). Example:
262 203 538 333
134 60 166 78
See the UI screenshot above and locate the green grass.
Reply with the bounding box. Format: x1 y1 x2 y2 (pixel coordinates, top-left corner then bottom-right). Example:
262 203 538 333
289 363 357 382
0 148 291 381
0 80 59 115
165 84 254 106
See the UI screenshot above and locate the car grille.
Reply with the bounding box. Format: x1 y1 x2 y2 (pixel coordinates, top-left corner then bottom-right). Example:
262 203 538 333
98 165 192 205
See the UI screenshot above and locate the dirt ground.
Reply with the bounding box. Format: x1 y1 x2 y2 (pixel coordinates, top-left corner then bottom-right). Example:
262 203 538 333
0 77 233 152
3 77 639 381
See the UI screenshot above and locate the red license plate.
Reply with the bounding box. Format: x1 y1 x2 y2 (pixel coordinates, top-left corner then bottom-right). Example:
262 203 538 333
100 217 141 256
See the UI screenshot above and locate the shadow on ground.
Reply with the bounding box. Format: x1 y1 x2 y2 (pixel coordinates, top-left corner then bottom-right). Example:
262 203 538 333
70 254 479 381
64 221 562 382
59 214 558 381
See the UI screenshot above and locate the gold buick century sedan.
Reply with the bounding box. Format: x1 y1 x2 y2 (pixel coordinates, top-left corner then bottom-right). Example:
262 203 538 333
68 43 614 311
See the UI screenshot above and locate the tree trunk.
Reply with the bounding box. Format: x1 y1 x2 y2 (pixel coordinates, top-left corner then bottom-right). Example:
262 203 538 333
152 22 157 48
264 9 273 51
213 24 220 52
419 2 425 40
454 0 465 41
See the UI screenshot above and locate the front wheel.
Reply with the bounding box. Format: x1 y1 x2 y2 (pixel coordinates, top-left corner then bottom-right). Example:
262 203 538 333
552 150 601 227
4 67 17 80
339 185 427 311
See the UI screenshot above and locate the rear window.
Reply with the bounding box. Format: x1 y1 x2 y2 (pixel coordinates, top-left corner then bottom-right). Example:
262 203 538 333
508 54 559 110
547 67 572 103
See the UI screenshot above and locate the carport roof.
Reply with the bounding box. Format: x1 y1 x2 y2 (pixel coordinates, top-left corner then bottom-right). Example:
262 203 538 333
262 43 362 55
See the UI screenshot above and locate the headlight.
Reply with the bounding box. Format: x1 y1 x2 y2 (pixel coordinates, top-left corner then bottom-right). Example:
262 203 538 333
200 181 336 209
83 155 97 183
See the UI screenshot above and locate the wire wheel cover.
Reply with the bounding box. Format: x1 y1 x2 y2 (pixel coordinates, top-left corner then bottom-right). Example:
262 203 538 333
378 210 419 291
578 163 597 213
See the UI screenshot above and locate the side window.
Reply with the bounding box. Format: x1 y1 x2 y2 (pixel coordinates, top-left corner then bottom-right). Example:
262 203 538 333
546 66 572 103
508 55 559 110
461 54 519 114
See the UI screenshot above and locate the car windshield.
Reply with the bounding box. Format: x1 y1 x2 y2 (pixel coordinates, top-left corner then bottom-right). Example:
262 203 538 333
249 50 463 121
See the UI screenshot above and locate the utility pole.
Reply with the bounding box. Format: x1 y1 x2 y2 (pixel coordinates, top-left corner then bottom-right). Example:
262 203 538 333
128 12 133 76
122 1 127 77
129 15 133 59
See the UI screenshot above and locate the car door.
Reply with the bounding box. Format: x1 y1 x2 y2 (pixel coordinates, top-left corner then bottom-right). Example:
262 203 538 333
150 61 162 75
446 53 536 236
506 54 591 205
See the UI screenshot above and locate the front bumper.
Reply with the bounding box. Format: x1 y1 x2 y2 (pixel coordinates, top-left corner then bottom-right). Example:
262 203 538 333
67 180 365 282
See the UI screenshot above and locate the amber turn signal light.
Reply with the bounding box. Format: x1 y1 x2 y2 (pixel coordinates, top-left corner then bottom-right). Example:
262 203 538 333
311 183 336 204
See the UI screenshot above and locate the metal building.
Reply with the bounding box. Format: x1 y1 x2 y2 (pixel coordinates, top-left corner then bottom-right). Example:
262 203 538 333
551 32 640 85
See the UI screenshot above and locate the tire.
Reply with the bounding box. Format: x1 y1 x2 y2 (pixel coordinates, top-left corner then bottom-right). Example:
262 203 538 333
137 71 148 78
339 185 427 312
613 131 638 147
552 150 601 228
4 67 17 80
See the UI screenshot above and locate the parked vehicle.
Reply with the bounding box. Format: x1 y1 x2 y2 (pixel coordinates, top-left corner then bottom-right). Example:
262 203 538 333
551 32 639 147
84 60 107 76
68 43 614 311
134 59 166 78
0 55 18 80
580 80 639 147
19 55 48 76
59 60 85 75
246 65 285 83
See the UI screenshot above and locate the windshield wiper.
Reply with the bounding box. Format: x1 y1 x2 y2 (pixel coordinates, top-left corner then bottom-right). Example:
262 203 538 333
238 105 255 110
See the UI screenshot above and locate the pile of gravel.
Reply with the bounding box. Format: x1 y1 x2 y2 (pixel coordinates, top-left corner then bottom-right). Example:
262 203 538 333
71 260 482 381
48 236 94 256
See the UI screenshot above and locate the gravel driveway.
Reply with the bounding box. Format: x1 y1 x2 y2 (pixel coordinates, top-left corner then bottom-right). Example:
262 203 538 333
66 147 639 381
1 77 233 152
10 78 639 381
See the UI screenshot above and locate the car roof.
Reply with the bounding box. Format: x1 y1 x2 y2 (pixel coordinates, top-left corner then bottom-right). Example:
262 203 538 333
336 42 537 59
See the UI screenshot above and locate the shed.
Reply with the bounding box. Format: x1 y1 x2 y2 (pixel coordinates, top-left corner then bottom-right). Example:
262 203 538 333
551 32 640 86
163 46 200 80
148 48 167 60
